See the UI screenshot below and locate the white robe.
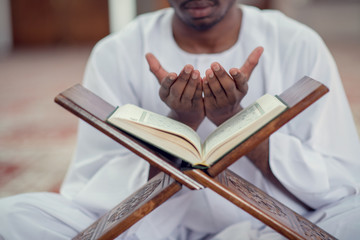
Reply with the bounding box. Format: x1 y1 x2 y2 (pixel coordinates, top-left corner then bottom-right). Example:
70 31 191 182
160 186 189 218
1 5 360 240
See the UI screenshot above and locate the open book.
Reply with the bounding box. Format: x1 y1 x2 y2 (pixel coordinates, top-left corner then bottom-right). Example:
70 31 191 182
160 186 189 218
107 94 287 168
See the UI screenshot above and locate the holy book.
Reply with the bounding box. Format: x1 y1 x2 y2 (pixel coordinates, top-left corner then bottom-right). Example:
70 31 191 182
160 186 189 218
106 93 287 168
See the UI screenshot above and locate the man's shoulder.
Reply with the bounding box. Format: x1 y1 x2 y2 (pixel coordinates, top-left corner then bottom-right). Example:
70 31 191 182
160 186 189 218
241 5 323 54
242 5 319 40
93 8 173 54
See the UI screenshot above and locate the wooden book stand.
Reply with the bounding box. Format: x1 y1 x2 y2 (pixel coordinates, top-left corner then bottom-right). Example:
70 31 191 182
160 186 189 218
55 76 336 240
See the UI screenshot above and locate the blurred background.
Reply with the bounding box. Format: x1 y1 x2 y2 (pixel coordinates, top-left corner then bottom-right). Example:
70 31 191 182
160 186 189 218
0 0 359 197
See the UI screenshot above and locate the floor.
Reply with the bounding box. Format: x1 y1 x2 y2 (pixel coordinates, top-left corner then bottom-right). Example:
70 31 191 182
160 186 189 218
0 40 359 198
0 47 90 197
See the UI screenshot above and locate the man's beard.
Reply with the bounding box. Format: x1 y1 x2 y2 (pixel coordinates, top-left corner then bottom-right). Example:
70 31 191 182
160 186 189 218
186 14 225 31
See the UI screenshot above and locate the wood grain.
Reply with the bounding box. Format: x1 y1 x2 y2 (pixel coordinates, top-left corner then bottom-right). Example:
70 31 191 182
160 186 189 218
185 169 336 240
73 172 181 240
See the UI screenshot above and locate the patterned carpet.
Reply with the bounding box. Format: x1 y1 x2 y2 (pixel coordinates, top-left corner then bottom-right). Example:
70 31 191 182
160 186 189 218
0 47 90 197
0 41 359 198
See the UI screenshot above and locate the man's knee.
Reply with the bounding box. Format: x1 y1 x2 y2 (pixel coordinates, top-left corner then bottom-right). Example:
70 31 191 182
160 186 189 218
0 193 90 240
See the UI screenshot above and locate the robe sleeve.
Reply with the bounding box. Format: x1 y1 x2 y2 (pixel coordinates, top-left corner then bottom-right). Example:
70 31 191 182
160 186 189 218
269 28 360 209
60 32 150 216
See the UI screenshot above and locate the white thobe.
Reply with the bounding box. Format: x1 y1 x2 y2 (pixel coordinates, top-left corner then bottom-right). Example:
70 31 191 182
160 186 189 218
1 5 359 240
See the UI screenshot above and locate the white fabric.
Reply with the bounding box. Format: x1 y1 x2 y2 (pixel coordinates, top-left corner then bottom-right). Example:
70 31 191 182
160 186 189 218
1 5 360 240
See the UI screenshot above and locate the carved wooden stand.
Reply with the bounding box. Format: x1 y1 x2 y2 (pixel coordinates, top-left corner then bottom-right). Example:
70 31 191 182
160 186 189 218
55 76 336 240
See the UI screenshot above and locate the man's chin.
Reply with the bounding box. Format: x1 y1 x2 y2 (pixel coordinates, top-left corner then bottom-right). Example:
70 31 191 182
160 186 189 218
189 22 216 31
187 16 223 31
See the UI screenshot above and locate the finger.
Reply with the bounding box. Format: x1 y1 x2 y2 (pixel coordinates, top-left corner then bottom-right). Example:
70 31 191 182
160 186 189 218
212 62 236 98
239 46 264 79
211 62 231 82
203 82 217 112
159 73 177 100
193 80 204 109
145 53 168 84
181 70 200 103
193 79 203 102
208 65 227 101
203 70 217 105
230 68 248 94
170 64 193 99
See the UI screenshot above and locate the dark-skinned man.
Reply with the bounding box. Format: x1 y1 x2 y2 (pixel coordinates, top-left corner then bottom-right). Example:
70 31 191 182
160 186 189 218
1 1 359 239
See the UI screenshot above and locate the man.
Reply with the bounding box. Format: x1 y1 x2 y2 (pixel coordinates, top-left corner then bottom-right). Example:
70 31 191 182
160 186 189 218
1 1 359 239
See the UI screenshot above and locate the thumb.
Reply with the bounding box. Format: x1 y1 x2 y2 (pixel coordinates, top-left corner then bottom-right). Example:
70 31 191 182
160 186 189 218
145 53 168 84
240 46 264 79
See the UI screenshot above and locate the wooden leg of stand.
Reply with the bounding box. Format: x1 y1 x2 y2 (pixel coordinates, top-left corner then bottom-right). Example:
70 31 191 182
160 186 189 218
148 165 161 180
73 172 182 240
185 169 336 240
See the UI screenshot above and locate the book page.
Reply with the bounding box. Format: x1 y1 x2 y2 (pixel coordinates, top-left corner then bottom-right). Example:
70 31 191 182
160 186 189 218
202 94 287 158
112 119 202 165
203 102 264 156
110 104 202 152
